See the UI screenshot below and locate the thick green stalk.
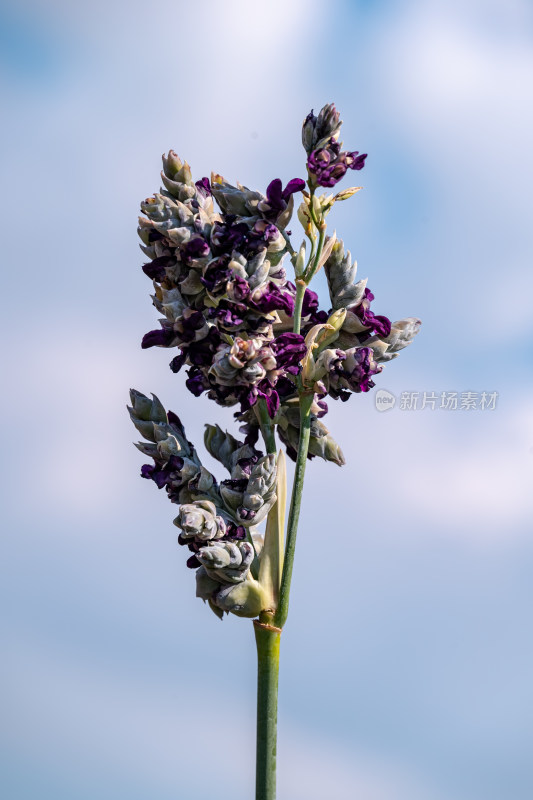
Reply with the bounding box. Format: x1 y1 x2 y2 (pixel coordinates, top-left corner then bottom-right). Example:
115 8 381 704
255 621 281 800
273 391 313 629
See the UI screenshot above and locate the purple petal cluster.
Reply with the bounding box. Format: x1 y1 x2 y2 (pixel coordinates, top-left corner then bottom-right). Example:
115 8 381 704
302 103 366 188
138 156 316 419
320 346 382 401
129 390 263 575
129 105 421 621
353 288 392 340
257 178 306 223
307 138 367 188
136 108 419 463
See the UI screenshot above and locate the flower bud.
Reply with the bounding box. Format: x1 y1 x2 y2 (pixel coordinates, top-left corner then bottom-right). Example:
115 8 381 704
128 389 167 422
161 151 196 200
375 318 422 362
197 540 255 584
324 238 369 310
214 577 268 618
242 454 277 517
156 433 183 460
311 424 346 466
220 454 277 526
295 241 306 278
316 308 347 351
128 390 168 441
302 104 342 155
333 186 362 202
204 424 257 474
195 566 220 602
174 500 227 542
302 110 317 155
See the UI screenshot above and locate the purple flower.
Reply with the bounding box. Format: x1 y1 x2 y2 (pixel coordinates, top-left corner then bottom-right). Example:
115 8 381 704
225 522 246 540
267 178 305 210
353 288 391 339
307 138 367 188
141 327 176 349
209 301 247 332
251 283 295 316
302 287 329 325
227 275 251 302
147 229 165 243
186 328 222 365
195 177 211 197
170 351 187 373
271 332 307 374
235 456 260 476
258 178 306 222
316 398 328 417
135 110 412 473
210 218 250 255
284 283 328 327
275 375 297 401
143 310 209 352
186 370 207 397
178 309 209 343
184 333 306 418
181 236 210 264
200 256 232 294
259 222 280 244
327 347 381 400
257 385 280 418
142 255 175 281
141 455 185 490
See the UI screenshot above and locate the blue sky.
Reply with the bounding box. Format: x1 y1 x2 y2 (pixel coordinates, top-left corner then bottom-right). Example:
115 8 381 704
1 1 533 798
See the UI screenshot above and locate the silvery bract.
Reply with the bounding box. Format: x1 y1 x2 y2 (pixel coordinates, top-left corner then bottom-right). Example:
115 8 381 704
174 500 227 542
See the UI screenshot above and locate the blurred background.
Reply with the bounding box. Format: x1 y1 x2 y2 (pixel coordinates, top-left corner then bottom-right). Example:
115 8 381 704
1 0 532 798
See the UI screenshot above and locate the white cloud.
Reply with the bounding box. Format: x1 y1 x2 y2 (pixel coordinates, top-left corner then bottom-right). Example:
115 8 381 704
370 0 533 336
327 397 533 539
278 725 448 800
377 1 533 162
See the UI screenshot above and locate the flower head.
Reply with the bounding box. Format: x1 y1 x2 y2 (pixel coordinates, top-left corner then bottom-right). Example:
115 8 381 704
129 102 420 619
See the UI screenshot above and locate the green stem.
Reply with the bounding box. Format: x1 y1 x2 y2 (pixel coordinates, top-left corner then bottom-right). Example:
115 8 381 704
292 280 307 335
257 397 277 454
275 227 324 628
253 185 326 799
304 224 326 283
255 621 281 800
273 391 313 629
